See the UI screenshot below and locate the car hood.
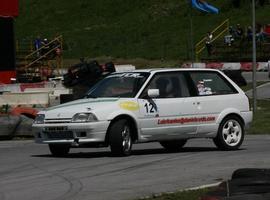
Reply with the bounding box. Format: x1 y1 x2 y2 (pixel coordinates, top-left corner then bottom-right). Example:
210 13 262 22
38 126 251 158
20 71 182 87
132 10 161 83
43 98 120 119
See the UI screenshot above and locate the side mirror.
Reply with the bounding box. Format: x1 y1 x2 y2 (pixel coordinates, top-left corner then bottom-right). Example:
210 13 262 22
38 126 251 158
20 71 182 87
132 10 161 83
147 89 159 98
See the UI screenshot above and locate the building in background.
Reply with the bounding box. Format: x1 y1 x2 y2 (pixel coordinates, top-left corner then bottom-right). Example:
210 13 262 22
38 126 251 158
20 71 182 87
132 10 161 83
0 0 18 84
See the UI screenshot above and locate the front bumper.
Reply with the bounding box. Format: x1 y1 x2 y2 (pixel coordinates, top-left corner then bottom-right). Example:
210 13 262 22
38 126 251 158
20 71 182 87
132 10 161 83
33 121 110 145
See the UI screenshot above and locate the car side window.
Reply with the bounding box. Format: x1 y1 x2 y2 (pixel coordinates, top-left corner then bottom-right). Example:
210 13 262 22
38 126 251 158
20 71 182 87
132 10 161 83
140 72 190 98
189 71 238 96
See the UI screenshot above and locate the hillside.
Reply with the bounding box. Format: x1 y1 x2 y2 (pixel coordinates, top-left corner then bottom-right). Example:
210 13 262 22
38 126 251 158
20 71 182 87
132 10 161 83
15 0 270 61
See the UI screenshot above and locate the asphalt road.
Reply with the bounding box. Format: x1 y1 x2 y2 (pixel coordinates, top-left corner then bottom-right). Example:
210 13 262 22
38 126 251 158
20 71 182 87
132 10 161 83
1 135 270 200
242 71 270 99
246 82 270 99
242 71 269 83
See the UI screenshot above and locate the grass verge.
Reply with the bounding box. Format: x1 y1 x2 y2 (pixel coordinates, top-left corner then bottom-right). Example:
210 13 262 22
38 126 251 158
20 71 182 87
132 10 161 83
248 99 270 135
16 0 270 60
241 82 270 134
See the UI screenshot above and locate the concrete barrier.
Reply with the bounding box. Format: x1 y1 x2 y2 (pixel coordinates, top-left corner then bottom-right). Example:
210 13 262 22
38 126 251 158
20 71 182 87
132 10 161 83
0 92 49 107
0 115 35 138
115 64 136 72
15 115 35 137
0 115 21 138
0 81 64 93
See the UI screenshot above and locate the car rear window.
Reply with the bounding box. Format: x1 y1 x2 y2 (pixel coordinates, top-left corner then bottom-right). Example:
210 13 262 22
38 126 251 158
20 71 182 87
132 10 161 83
189 71 238 96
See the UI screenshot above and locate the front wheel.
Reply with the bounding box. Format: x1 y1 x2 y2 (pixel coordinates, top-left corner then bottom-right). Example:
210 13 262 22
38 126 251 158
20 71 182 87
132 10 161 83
160 140 187 152
109 119 133 156
213 116 244 150
49 144 70 157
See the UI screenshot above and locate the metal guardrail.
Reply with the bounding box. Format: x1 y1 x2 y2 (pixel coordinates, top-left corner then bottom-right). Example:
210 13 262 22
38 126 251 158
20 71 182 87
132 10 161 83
195 19 230 61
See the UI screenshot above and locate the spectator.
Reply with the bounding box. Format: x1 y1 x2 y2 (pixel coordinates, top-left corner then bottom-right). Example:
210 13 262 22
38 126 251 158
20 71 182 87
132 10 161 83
205 32 213 56
229 26 237 38
247 26 253 41
41 38 50 56
55 47 62 75
236 24 244 39
224 34 234 46
34 36 42 57
256 26 266 42
41 38 49 46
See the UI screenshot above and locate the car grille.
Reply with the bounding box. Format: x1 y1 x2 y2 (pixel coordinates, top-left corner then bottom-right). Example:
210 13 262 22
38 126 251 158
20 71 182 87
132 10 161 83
43 127 74 139
45 118 72 124
44 131 74 139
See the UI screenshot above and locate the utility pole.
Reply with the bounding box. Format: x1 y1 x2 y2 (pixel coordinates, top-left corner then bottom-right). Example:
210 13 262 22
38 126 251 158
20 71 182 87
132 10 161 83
252 0 257 113
188 1 195 67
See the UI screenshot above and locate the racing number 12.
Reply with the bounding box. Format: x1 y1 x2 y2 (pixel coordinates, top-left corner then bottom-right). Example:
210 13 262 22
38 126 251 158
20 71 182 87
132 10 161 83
144 102 155 113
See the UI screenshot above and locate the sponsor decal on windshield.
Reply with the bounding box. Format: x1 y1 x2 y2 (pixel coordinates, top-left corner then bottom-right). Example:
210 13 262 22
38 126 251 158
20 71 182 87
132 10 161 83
108 73 144 78
157 116 215 125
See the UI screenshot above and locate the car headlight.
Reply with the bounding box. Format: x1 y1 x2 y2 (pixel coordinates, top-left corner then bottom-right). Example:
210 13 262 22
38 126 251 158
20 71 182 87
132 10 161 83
71 113 98 123
34 114 45 124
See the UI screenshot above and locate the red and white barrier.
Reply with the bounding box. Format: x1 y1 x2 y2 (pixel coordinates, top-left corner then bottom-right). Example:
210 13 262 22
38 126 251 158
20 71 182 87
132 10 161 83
183 62 269 71
0 81 65 93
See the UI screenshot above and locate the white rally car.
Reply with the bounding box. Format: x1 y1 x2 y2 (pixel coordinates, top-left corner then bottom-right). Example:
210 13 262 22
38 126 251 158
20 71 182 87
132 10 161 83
33 68 252 156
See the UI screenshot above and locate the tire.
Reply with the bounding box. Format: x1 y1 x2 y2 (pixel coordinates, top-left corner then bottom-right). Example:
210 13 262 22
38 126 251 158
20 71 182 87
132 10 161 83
49 144 70 157
109 119 133 156
160 140 187 152
213 116 244 150
232 168 270 180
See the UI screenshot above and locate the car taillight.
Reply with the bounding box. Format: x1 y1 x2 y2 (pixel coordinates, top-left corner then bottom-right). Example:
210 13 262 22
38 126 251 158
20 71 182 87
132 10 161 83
245 94 252 111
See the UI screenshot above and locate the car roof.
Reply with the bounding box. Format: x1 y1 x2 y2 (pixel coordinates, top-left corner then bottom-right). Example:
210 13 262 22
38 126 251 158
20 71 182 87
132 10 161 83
123 68 221 73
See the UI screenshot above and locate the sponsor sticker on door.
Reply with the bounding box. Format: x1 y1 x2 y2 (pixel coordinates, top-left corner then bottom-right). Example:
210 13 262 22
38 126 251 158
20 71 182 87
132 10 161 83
158 116 215 125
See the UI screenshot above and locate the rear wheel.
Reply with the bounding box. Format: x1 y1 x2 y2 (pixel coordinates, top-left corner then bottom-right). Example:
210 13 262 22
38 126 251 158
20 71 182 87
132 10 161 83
49 144 70 157
109 119 133 156
160 140 187 152
213 116 244 150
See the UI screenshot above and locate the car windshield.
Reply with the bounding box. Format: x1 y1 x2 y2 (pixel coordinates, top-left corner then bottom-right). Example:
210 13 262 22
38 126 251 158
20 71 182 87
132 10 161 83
86 72 150 98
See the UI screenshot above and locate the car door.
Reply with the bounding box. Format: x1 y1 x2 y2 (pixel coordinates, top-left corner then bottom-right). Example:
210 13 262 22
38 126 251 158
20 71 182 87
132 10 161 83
137 72 198 141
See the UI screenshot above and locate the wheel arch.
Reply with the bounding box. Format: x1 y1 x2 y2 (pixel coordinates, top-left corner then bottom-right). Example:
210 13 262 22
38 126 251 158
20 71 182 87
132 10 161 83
216 108 245 126
105 114 139 144
219 113 245 127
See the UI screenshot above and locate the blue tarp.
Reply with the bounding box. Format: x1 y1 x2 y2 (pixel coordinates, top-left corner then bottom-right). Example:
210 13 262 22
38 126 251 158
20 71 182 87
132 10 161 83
191 0 219 14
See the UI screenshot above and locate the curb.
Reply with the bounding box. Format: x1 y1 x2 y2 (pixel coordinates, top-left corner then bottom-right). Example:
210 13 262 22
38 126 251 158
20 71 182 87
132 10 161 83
138 182 221 199
185 182 221 191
